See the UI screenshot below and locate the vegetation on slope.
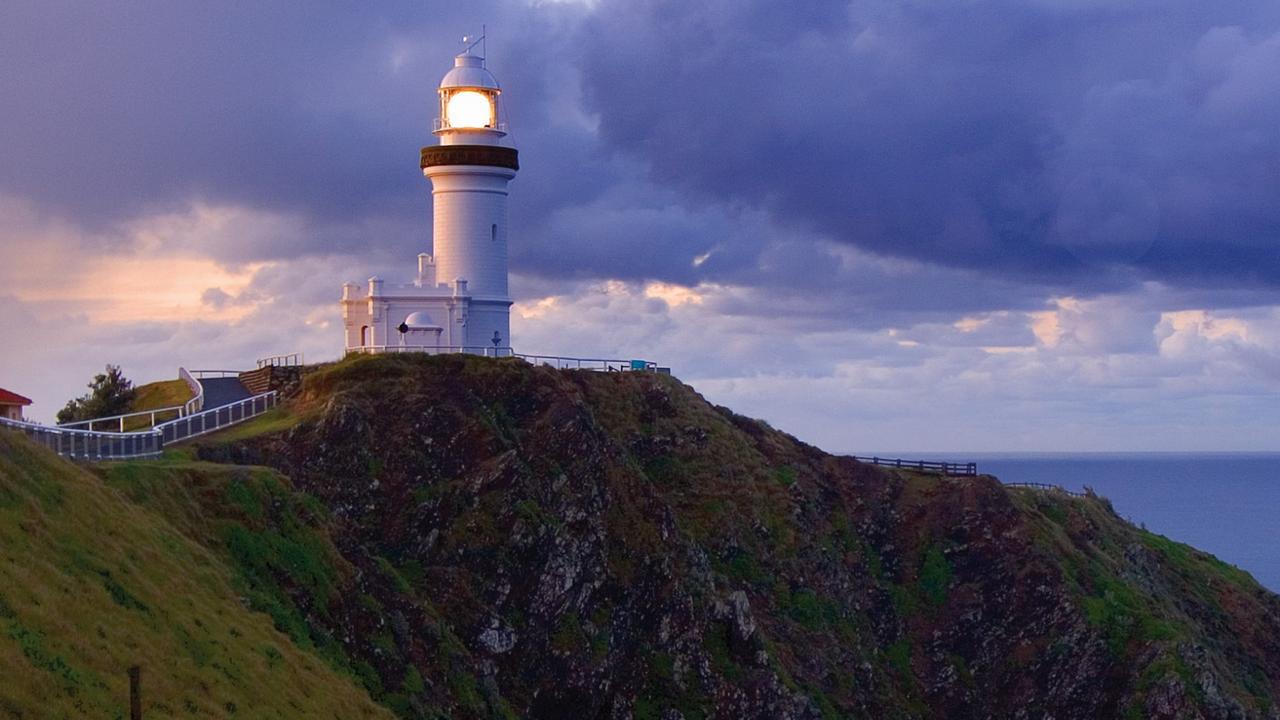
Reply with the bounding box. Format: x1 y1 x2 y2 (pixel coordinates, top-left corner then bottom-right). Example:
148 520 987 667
120 379 194 430
0 432 391 719
56 364 135 424
172 353 1280 719
130 379 193 413
52 365 191 430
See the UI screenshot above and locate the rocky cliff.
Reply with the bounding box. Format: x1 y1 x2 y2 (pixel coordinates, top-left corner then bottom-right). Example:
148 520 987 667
136 352 1277 720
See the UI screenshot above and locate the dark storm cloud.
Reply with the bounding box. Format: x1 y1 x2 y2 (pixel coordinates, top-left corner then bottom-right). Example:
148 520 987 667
577 0 1280 292
3 0 1279 307
3 3 408 224
0 0 583 257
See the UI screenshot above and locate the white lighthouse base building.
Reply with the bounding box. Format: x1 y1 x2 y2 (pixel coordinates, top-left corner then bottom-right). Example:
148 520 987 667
341 258 511 356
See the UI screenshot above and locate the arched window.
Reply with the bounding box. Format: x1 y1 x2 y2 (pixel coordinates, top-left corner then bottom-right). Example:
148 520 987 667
360 325 370 347
491 223 498 242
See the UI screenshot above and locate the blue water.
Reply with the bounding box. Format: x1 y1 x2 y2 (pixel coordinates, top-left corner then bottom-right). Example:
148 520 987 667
889 453 1280 592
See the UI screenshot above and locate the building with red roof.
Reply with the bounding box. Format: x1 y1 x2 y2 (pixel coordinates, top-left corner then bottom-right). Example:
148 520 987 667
0 388 33 421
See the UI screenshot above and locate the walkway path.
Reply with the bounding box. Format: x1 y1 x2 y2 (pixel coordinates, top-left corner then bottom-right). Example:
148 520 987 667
198 377 252 410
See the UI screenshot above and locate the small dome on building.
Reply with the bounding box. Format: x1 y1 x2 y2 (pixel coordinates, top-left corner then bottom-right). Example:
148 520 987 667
440 52 500 90
403 311 440 329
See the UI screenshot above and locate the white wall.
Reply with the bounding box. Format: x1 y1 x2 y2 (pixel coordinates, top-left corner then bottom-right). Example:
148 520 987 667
425 165 515 299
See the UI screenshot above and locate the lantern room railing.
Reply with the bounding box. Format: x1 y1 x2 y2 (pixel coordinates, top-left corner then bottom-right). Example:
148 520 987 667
432 118 508 133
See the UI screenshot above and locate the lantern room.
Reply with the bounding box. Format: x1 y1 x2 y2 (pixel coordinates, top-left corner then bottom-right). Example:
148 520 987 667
434 47 505 143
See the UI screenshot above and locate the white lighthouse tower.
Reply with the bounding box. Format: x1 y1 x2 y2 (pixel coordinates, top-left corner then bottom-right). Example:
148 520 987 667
341 36 518 354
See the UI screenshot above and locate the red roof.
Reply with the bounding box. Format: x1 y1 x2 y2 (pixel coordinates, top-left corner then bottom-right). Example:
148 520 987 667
0 388 33 406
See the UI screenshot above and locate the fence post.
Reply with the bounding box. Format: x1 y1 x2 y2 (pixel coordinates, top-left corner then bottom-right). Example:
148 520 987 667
128 665 142 719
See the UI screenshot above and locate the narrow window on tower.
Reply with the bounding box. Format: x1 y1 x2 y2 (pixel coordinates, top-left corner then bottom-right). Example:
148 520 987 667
491 223 498 242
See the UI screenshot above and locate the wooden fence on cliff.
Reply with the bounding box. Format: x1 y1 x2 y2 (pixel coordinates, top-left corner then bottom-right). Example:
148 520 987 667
850 456 978 476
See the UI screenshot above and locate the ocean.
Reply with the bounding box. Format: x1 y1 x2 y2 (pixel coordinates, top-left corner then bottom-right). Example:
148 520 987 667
882 453 1280 593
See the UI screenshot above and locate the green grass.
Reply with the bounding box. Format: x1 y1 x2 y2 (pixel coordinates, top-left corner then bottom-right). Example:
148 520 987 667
774 465 797 487
131 379 192 412
918 545 953 607
635 651 709 720
780 587 839 630
98 454 363 675
121 379 193 430
0 429 391 718
886 639 912 676
551 613 589 654
195 407 304 443
1140 530 1258 593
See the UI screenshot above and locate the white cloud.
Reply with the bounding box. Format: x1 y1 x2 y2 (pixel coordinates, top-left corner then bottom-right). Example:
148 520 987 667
513 279 1280 452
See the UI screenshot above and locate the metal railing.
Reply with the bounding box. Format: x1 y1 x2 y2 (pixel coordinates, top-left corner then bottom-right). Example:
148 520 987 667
58 405 186 432
189 370 243 378
346 345 514 357
344 345 658 372
851 455 978 476
0 391 278 461
432 118 509 133
514 354 657 372
155 392 278 444
0 416 163 460
1004 482 1085 498
257 352 304 368
179 367 204 415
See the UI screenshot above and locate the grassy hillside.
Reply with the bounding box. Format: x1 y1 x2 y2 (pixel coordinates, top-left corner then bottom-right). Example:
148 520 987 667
118 379 193 431
0 431 391 719
131 379 192 413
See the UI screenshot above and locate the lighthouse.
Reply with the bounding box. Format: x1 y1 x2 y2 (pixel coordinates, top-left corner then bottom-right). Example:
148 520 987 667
341 36 518 354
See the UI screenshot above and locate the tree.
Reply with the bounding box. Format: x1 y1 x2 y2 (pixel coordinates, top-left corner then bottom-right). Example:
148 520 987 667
57 364 136 424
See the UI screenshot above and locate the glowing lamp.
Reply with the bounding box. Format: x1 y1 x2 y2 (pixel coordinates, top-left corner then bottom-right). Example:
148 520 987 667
445 90 494 129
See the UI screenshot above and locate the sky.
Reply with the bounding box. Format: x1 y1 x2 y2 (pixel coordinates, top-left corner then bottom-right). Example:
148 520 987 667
1 0 1278 452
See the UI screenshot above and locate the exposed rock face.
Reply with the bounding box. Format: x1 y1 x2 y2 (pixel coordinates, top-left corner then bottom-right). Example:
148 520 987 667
194 354 1280 719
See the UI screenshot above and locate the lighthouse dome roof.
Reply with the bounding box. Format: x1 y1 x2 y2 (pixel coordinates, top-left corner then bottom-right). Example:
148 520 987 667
440 52 500 91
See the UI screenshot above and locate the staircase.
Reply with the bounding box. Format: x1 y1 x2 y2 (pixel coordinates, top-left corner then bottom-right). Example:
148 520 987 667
238 366 273 396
